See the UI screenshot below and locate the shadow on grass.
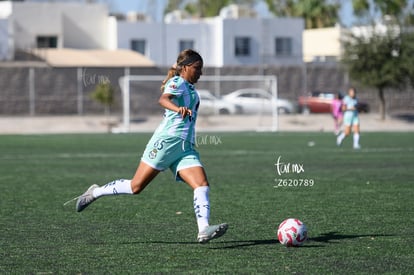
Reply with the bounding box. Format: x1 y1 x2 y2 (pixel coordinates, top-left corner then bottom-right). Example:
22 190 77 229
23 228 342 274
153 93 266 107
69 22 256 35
308 231 394 244
209 239 325 249
119 239 292 249
211 231 394 249
116 232 394 249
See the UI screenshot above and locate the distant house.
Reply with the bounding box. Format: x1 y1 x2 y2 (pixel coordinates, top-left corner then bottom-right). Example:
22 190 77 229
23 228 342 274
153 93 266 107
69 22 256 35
117 16 304 67
0 1 304 67
303 25 345 63
303 22 403 63
0 1 111 60
0 1 155 66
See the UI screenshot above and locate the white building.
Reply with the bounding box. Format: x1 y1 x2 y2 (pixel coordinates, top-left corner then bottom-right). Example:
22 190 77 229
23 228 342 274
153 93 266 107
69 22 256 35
302 22 401 63
0 1 111 60
303 25 345 62
117 16 304 67
0 0 304 67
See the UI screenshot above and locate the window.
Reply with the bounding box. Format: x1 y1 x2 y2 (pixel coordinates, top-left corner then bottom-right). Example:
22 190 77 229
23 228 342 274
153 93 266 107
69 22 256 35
275 37 292 56
240 93 255 98
179 40 194 52
130 39 146 55
235 37 251 56
313 55 338 62
36 36 58 48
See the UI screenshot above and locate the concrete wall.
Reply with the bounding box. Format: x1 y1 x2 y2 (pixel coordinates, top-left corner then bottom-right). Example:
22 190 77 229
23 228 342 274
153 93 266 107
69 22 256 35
0 64 412 116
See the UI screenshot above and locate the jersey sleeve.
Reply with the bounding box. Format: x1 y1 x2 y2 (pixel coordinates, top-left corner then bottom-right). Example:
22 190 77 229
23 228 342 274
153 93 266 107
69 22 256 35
164 77 184 97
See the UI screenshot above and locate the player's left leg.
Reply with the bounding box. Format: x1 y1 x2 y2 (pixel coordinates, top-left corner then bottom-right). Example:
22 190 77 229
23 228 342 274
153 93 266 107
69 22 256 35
352 123 360 149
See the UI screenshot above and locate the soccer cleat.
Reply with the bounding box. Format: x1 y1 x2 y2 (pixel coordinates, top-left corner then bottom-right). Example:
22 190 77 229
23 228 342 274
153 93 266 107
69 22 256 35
76 184 99 212
197 223 228 244
353 144 361 150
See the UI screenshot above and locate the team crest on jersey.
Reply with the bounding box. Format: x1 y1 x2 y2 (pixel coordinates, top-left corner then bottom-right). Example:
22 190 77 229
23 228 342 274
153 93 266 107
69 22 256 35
149 149 158 159
169 84 177 89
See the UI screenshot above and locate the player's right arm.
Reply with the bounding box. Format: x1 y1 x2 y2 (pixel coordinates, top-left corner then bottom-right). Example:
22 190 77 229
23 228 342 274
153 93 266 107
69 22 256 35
158 93 192 118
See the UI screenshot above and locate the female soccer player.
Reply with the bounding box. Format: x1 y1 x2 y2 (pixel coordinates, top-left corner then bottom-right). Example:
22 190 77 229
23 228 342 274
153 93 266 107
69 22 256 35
75 49 228 243
336 87 361 149
331 92 343 135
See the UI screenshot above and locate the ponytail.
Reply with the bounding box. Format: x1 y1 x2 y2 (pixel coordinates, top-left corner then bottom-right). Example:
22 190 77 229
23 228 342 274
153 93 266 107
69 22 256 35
160 64 178 92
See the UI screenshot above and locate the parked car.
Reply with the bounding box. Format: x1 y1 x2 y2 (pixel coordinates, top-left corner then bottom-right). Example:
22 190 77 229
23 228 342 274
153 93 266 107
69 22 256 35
197 89 242 115
298 91 370 114
222 88 296 115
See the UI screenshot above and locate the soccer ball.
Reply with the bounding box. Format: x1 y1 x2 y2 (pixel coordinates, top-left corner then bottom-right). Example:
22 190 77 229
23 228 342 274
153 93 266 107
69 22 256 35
277 218 308 247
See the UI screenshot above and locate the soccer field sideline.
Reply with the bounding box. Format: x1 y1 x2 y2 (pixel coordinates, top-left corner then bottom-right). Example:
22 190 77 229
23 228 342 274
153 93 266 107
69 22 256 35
0 113 413 134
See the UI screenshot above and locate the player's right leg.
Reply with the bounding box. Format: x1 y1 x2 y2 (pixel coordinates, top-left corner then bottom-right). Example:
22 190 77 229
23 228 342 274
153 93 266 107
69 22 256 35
337 114 351 146
76 162 160 212
337 126 349 146
197 223 229 244
178 164 228 243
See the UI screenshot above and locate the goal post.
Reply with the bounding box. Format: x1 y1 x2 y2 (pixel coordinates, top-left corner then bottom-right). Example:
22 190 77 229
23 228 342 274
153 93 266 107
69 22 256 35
117 74 278 133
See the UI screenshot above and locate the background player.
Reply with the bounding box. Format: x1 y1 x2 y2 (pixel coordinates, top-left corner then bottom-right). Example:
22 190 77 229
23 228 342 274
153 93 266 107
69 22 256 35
336 87 361 149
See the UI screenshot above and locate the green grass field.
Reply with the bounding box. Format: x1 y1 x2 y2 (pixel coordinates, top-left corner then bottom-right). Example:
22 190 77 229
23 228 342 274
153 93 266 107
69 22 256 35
1 132 413 274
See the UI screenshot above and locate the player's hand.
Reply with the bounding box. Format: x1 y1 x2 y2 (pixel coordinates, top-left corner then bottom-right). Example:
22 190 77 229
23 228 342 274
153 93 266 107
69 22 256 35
177 107 192 119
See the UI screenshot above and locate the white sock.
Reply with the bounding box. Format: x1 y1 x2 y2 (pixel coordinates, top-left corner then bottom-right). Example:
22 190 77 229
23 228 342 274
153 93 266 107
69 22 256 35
92 179 133 198
353 133 360 147
193 186 210 232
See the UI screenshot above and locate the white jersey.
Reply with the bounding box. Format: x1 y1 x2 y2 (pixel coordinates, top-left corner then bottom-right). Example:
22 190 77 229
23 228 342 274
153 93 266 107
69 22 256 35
343 95 358 115
153 76 200 144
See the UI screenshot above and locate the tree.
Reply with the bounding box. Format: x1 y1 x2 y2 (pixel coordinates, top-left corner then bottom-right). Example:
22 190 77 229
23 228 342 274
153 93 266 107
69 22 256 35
164 0 181 15
342 0 414 120
90 83 115 132
352 0 410 22
400 31 414 88
264 0 340 29
341 27 405 120
182 0 231 17
166 0 258 18
351 0 414 27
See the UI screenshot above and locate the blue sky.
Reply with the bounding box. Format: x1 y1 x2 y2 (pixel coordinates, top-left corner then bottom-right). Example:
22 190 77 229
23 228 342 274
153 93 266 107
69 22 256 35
104 0 356 26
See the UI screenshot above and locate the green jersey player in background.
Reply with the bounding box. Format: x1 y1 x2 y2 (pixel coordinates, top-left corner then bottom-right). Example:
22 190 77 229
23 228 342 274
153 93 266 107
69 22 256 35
336 87 361 149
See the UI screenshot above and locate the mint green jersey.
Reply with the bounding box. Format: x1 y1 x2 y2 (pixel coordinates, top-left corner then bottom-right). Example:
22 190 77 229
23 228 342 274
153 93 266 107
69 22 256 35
153 76 200 144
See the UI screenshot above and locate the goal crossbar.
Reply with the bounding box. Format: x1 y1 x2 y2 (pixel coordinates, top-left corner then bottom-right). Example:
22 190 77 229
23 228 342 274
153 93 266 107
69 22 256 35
118 75 278 132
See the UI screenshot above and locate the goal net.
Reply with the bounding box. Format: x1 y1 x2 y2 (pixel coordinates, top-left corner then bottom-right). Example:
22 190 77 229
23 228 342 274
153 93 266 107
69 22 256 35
116 74 278 133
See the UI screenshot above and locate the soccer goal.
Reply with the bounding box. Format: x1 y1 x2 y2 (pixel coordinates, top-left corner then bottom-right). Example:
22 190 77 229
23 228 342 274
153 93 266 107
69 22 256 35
117 74 278 133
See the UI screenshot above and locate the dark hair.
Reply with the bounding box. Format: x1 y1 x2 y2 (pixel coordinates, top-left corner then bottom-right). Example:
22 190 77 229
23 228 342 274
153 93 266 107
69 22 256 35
160 49 203 91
